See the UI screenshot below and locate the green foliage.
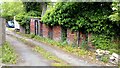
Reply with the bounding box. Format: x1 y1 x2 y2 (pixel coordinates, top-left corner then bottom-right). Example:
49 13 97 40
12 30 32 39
15 11 40 27
91 35 111 50
2 42 17 64
101 55 109 63
0 1 42 23
42 2 120 41
109 2 120 23
0 2 25 21
30 34 36 38
109 2 120 36
41 2 120 55
42 2 77 27
81 40 88 49
15 12 27 27
91 34 120 54
42 2 113 34
23 2 42 13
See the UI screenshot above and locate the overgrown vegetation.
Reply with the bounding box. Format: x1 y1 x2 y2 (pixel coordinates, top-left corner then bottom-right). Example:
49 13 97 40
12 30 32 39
1 1 119 55
0 2 25 21
41 2 120 54
15 2 42 27
1 42 17 64
42 2 114 33
0 1 42 28
91 34 120 54
15 11 40 27
101 56 109 63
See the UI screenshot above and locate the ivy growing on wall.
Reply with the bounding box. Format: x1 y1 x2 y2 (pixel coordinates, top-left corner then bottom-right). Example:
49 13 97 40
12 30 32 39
41 2 117 36
41 2 120 53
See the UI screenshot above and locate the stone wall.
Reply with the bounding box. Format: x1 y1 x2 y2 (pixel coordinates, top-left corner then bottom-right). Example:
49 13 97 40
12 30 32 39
0 18 6 45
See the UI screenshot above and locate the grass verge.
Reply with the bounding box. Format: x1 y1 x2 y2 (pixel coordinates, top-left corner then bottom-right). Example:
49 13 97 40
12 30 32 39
1 42 17 64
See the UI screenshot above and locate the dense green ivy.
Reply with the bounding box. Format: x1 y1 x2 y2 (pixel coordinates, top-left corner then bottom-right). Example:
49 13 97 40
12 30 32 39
41 2 117 36
41 2 120 52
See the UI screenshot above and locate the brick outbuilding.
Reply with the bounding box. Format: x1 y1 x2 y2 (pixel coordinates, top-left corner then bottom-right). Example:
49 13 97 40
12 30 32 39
30 18 40 35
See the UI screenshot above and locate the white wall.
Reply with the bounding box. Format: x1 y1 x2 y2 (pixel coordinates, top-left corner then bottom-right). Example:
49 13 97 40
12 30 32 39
14 16 20 29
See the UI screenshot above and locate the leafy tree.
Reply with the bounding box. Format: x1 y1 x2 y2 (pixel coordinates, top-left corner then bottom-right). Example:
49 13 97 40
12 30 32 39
16 11 40 26
15 2 42 27
109 1 120 37
109 1 120 25
23 2 42 13
0 2 25 21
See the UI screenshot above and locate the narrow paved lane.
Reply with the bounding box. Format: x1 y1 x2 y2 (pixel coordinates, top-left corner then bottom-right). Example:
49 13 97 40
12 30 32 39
7 30 101 66
6 34 51 66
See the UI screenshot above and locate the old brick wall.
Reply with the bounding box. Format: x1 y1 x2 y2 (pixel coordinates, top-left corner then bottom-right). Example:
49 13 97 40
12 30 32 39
67 30 89 47
77 32 86 46
87 33 94 48
53 26 61 41
29 21 94 48
42 24 49 38
67 29 77 44
30 19 35 34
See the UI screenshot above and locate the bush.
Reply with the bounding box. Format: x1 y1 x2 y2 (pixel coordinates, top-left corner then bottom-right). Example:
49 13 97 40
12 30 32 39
101 56 109 63
16 11 40 27
91 34 119 54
